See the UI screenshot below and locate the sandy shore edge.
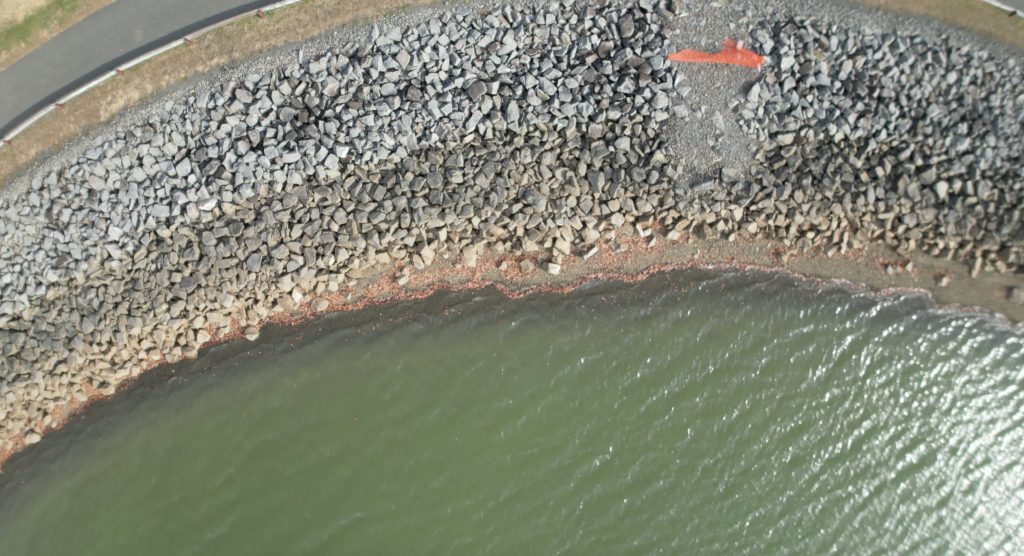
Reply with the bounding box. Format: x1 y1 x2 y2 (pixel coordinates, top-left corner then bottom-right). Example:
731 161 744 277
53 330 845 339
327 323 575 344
2 231 1022 469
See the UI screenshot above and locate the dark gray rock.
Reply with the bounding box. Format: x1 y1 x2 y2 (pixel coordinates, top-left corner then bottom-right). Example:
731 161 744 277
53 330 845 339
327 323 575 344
467 80 487 102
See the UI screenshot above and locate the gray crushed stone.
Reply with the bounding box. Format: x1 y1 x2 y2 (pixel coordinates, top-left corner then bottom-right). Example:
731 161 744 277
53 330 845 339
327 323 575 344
0 0 1022 450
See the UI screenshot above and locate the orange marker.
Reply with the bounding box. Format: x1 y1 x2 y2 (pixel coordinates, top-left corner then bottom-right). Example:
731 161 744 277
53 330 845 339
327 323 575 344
668 38 765 69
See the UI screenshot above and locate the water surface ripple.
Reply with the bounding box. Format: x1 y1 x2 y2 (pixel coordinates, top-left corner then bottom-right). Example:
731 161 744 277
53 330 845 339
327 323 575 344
0 271 1021 555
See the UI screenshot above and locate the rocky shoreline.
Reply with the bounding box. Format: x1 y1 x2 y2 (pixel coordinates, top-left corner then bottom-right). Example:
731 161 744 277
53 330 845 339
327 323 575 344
1 0 1023 462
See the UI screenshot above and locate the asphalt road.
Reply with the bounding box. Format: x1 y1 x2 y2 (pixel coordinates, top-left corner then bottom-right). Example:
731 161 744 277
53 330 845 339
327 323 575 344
0 0 279 138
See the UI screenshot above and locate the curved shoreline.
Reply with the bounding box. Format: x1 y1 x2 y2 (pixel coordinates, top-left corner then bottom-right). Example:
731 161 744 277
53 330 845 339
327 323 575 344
3 234 1022 469
1 0 1023 468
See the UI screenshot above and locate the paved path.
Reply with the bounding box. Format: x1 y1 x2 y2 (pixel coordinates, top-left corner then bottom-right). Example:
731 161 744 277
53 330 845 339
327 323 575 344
0 0 278 138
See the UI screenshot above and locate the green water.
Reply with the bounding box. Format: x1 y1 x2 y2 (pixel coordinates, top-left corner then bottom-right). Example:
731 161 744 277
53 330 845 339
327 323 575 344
1 271 1022 555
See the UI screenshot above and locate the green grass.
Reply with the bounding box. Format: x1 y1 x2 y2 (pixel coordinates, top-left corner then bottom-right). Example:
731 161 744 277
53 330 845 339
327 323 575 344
0 0 84 53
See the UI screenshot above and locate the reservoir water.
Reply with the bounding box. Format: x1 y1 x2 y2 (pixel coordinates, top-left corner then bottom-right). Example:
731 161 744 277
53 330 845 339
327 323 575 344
0 271 1022 554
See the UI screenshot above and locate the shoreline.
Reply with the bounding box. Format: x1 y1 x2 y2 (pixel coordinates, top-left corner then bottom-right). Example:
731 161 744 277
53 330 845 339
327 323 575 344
3 233 1021 469
1 0 1023 471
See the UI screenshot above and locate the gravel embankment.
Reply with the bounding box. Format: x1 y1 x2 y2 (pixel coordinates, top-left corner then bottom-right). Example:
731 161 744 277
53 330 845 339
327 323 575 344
0 0 1022 454
740 16 1024 272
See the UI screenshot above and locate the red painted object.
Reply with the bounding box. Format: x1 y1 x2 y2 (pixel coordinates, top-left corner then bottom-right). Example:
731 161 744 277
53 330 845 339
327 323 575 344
668 38 765 69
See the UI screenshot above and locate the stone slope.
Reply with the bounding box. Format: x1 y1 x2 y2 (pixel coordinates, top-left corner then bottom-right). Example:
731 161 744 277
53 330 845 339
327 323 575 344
1 0 1022 454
